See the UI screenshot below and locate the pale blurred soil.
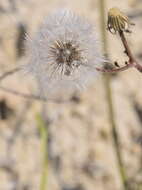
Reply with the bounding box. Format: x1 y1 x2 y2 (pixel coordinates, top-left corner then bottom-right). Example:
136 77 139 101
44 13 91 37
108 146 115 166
0 0 142 190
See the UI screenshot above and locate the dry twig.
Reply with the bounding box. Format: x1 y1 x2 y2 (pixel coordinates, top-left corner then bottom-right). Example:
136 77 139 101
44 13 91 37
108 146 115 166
96 7 142 74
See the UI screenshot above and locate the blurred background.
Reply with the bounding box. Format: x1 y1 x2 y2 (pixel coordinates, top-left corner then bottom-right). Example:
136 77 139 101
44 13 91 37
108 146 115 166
0 0 142 190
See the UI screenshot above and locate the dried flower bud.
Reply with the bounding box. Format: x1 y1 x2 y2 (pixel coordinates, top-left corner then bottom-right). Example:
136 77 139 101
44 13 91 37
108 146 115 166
25 9 104 97
107 7 134 34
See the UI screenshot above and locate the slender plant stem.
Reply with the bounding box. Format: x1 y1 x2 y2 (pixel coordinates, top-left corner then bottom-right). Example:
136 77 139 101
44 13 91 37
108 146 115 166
96 63 133 73
0 67 20 81
99 1 129 189
36 113 48 190
0 86 47 101
0 86 69 103
119 31 142 72
0 68 69 103
96 30 142 73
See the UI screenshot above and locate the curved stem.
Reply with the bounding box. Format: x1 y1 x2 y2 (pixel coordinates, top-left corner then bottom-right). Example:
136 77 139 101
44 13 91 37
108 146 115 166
119 31 142 72
97 30 142 74
0 86 46 101
96 62 133 73
0 86 69 103
0 68 20 81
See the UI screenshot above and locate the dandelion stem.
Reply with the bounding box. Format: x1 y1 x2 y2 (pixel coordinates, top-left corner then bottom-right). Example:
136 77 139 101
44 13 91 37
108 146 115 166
119 30 142 72
99 1 129 189
96 30 142 73
36 113 48 190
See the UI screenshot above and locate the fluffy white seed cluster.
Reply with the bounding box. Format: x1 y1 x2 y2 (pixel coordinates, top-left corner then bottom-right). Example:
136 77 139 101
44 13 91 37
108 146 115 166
25 9 104 97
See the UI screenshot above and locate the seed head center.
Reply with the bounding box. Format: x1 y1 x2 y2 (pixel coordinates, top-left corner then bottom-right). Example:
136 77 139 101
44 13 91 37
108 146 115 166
50 40 82 66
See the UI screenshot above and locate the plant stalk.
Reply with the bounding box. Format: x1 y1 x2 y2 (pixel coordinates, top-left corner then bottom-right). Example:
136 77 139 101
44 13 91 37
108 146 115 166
99 0 129 189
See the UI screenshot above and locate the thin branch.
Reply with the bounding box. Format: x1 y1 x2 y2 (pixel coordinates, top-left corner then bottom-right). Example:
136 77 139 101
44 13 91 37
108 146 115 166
119 31 142 72
0 68 20 81
96 62 134 73
0 86 46 101
96 30 142 73
0 68 69 103
0 86 69 103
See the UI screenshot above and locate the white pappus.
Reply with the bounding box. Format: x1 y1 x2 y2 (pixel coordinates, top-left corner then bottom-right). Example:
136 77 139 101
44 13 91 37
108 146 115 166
25 9 104 97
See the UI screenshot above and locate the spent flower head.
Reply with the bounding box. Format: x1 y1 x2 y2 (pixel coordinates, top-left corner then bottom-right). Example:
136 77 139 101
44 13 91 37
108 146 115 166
25 9 104 97
107 7 134 34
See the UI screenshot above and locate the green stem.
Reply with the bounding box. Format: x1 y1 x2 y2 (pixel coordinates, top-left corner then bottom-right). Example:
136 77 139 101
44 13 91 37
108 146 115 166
36 113 48 190
99 1 129 189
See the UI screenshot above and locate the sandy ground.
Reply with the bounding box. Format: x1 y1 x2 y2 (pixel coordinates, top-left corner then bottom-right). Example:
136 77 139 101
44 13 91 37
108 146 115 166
0 0 142 190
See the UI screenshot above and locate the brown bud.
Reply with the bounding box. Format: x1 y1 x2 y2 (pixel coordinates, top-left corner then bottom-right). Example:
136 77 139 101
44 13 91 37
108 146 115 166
107 7 134 34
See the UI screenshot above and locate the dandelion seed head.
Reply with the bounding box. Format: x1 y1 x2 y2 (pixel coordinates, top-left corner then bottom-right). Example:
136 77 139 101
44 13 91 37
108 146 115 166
25 9 104 97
